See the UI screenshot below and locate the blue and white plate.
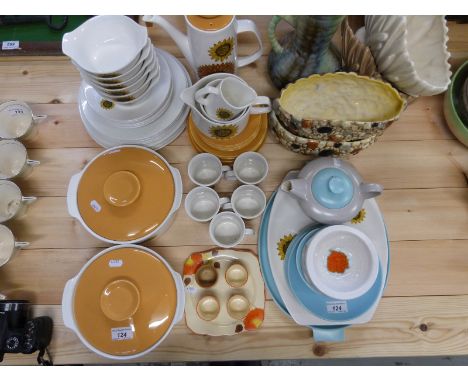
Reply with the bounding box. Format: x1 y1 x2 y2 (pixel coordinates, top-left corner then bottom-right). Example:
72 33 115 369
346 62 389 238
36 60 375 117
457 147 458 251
285 226 383 321
259 192 347 342
261 170 390 327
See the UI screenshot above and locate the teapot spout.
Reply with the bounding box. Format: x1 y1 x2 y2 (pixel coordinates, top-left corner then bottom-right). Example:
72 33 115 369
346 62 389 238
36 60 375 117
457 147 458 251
142 15 195 69
281 179 308 202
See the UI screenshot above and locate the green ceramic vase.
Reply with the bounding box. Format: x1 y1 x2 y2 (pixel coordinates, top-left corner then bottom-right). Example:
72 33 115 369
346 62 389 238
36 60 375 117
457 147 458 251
443 60 468 147
267 15 345 89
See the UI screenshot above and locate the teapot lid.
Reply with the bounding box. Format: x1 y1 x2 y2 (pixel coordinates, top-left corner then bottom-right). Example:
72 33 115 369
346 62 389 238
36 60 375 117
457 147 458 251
311 168 354 209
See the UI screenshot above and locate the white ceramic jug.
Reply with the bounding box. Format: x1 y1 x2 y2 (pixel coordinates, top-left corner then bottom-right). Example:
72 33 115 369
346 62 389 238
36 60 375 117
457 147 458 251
143 15 263 78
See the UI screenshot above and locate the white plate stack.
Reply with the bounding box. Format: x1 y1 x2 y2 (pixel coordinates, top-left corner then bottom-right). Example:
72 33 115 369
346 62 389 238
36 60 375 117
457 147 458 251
62 15 191 149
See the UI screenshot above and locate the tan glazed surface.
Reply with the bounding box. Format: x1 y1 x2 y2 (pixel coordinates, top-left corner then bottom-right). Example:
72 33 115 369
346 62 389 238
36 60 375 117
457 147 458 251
73 247 177 356
77 146 175 241
187 16 234 31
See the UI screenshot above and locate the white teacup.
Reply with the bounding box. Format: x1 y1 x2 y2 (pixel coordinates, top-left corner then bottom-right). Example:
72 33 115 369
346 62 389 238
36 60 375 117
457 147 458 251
185 186 230 222
209 211 254 248
195 77 271 122
223 185 266 220
188 153 229 187
0 101 46 140
0 224 29 268
224 152 269 185
0 180 37 223
0 140 40 180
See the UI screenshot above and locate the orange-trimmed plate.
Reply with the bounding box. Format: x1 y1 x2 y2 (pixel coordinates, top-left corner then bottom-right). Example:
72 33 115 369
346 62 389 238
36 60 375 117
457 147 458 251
183 248 265 336
188 113 268 164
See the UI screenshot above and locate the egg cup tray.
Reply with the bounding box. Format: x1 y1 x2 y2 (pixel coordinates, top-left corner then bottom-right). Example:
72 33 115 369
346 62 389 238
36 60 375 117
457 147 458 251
183 248 265 336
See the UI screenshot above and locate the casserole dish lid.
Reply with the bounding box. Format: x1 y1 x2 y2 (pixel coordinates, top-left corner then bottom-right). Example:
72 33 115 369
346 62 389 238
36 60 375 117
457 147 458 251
73 246 177 356
76 146 175 242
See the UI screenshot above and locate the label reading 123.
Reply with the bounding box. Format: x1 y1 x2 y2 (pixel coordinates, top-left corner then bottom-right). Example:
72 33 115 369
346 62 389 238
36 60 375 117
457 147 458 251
326 301 348 314
111 327 133 341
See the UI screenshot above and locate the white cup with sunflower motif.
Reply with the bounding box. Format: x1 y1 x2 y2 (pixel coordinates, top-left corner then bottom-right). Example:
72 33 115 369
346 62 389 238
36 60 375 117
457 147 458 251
195 77 271 122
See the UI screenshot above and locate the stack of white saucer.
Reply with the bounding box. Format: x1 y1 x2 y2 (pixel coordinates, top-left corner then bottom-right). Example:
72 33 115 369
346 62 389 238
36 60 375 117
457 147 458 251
62 15 191 149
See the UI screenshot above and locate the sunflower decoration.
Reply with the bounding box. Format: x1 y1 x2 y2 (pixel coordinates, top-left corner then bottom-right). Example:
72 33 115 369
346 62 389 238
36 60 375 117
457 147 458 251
100 99 115 110
277 233 295 261
198 62 235 77
209 124 238 139
216 108 235 121
351 208 366 224
208 37 235 62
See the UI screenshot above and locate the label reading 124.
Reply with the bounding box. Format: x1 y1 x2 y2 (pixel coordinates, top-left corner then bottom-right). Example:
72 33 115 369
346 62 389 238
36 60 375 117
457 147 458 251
326 301 348 314
111 327 133 341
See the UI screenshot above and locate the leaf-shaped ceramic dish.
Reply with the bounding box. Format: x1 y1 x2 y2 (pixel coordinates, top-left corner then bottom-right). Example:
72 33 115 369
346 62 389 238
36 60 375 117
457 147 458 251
365 16 451 97
341 17 378 78
275 72 405 141
269 111 377 157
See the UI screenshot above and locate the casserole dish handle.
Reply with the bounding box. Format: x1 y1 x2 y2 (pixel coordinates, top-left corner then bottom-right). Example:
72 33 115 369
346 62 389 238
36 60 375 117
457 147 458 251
62 277 77 331
173 271 186 323
66 172 82 219
170 166 183 214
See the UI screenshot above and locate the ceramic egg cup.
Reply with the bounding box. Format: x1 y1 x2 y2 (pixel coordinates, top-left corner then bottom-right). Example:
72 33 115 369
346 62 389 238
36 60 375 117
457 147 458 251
183 248 265 336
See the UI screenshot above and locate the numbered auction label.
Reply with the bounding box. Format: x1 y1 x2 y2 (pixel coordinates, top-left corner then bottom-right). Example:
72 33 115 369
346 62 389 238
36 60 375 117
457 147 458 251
6 105 26 116
108 259 123 268
2 41 20 50
111 327 134 341
326 301 348 314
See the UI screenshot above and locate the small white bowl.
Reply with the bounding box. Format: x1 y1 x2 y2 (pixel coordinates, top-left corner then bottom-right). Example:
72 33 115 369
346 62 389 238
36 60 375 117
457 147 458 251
303 225 379 300
62 15 148 75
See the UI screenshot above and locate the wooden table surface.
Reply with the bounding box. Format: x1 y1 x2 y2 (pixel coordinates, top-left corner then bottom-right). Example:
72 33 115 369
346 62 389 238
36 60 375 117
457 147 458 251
0 16 468 365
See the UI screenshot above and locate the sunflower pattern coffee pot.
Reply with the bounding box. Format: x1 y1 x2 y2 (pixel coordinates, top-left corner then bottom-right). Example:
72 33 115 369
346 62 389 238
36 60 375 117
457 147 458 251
143 15 263 78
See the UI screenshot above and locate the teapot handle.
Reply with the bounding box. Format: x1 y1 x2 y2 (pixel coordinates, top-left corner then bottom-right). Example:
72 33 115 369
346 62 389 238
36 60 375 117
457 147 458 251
360 183 383 200
268 16 297 54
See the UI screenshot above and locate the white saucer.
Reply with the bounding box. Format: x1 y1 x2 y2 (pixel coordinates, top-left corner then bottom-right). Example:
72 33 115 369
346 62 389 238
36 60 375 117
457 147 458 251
80 103 187 149
83 48 173 124
79 49 191 149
